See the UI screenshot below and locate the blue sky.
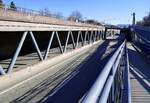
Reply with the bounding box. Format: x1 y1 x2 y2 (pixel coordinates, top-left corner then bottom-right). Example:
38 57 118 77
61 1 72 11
4 0 150 25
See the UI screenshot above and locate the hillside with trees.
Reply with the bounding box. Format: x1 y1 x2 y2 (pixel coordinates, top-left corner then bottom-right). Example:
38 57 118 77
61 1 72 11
137 12 150 27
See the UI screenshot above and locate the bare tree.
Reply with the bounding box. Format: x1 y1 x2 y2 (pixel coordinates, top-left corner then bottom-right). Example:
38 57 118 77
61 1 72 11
67 10 82 22
85 19 102 25
53 12 64 19
136 12 150 27
39 8 51 17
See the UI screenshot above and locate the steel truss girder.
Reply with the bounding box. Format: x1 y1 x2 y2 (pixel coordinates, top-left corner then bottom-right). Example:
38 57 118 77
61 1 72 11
89 31 93 43
98 31 100 40
7 31 43 73
99 31 101 40
7 31 28 73
29 31 43 61
94 31 97 41
44 31 63 59
84 31 88 45
70 31 76 49
64 31 76 53
44 31 55 59
55 31 63 54
80 31 84 46
1 30 101 74
91 31 96 43
87 31 90 44
76 31 81 48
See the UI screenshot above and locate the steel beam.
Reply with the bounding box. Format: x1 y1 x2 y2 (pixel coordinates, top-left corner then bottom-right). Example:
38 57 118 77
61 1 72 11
44 31 55 59
98 31 100 40
0 65 5 75
56 31 63 53
7 31 28 73
76 31 81 48
104 28 107 40
87 31 90 44
97 31 100 40
95 31 97 40
29 31 43 61
84 31 87 45
89 31 93 43
93 31 96 42
70 31 76 49
92 31 95 42
64 31 71 53
80 31 84 46
99 31 101 40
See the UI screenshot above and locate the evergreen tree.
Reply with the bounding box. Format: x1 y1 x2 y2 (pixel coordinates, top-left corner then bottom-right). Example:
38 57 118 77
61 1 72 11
10 1 16 10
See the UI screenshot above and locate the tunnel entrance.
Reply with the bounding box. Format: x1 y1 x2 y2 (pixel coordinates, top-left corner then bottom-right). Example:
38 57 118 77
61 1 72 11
120 28 132 42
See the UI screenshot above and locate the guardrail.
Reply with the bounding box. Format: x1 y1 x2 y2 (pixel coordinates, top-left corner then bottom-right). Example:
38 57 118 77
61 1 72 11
82 41 131 103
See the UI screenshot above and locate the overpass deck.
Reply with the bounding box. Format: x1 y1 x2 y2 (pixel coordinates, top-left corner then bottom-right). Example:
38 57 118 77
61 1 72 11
0 20 104 31
128 43 150 103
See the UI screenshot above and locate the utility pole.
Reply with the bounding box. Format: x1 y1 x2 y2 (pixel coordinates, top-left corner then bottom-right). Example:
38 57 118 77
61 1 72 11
132 12 136 25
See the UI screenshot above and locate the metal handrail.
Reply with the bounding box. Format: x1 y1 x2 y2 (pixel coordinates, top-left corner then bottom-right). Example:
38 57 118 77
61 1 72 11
82 41 125 103
126 45 131 103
